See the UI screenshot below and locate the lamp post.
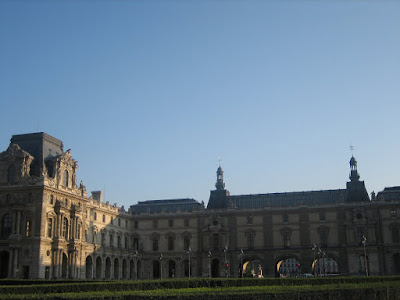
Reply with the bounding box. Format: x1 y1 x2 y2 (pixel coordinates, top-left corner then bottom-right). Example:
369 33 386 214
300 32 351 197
312 244 317 276
362 235 368 276
224 245 228 277
240 249 244 278
134 250 139 280
159 254 163 279
208 250 212 278
187 246 191 278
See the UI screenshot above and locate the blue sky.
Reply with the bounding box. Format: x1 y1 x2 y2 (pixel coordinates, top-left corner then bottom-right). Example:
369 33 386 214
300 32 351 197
1 1 399 208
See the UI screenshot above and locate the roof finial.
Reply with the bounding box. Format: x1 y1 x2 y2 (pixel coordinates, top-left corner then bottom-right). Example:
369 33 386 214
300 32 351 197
350 144 354 156
218 156 222 167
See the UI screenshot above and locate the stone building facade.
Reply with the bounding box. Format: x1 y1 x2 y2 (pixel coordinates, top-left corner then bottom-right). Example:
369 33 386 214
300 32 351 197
0 132 399 279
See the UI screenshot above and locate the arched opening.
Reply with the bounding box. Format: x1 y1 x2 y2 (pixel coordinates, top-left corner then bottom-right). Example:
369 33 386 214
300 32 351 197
0 251 9 278
114 258 119 279
313 256 339 276
105 257 111 279
211 259 220 277
393 253 400 274
95 257 102 279
168 260 176 278
183 259 191 277
61 253 68 279
276 257 300 278
137 260 142 279
122 259 127 279
85 256 93 279
152 260 160 279
129 259 135 279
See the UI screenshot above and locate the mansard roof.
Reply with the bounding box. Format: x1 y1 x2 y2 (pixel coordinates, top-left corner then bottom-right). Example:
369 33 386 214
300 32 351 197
226 189 348 209
130 198 204 214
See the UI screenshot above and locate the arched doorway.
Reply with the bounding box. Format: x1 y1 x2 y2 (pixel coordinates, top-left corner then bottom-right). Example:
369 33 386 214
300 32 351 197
168 260 176 278
129 259 135 279
95 256 102 279
393 253 400 274
122 259 127 279
85 256 93 279
61 253 68 279
137 260 142 279
183 259 191 277
152 260 160 279
0 251 9 278
276 257 300 278
211 259 220 277
105 257 111 279
114 258 119 279
313 256 339 276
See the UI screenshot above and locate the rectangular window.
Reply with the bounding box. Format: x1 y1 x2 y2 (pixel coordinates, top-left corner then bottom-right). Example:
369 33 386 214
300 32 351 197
125 236 128 249
47 218 53 238
118 235 121 248
319 212 326 221
391 209 397 218
283 232 291 248
134 237 139 250
153 220 158 229
184 236 190 251
110 234 113 247
168 236 174 251
101 233 105 246
118 218 121 227
134 221 138 229
283 214 289 223
103 214 106 223
184 219 189 227
153 238 159 251
169 219 174 227
94 212 97 221
247 233 254 249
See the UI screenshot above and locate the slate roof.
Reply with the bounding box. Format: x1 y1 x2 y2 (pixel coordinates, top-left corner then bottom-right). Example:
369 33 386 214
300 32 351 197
130 198 204 214
226 189 348 209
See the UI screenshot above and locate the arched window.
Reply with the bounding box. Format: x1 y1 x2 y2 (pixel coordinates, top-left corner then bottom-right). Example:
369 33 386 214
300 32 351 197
62 218 68 239
8 164 16 184
1 214 13 239
76 223 81 240
63 170 69 187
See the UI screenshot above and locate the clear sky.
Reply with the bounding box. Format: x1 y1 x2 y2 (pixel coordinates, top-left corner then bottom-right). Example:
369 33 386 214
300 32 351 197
1 1 399 209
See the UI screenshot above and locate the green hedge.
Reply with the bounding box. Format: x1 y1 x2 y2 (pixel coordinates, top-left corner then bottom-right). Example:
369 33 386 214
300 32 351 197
1 280 400 300
0 276 399 296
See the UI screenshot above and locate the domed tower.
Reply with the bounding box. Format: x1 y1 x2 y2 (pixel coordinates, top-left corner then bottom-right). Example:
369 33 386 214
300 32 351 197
349 156 360 182
207 164 230 209
346 155 369 202
215 166 225 190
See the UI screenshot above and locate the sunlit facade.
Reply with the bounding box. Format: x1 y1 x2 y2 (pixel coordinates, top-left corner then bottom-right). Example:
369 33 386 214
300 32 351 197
0 132 399 279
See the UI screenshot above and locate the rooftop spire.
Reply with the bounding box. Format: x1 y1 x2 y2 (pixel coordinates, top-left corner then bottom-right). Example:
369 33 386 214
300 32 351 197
215 159 225 190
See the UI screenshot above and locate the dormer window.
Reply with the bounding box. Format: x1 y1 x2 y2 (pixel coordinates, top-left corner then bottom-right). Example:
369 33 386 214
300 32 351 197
8 164 16 183
63 170 69 187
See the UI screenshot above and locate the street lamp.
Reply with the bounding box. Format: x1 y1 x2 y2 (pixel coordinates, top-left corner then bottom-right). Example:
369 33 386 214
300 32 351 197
208 250 212 278
134 250 139 280
224 245 228 277
187 246 191 278
312 244 317 276
159 253 163 279
362 235 368 276
240 249 244 278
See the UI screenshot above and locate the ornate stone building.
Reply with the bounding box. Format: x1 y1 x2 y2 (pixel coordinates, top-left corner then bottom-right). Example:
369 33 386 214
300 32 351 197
0 132 399 279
